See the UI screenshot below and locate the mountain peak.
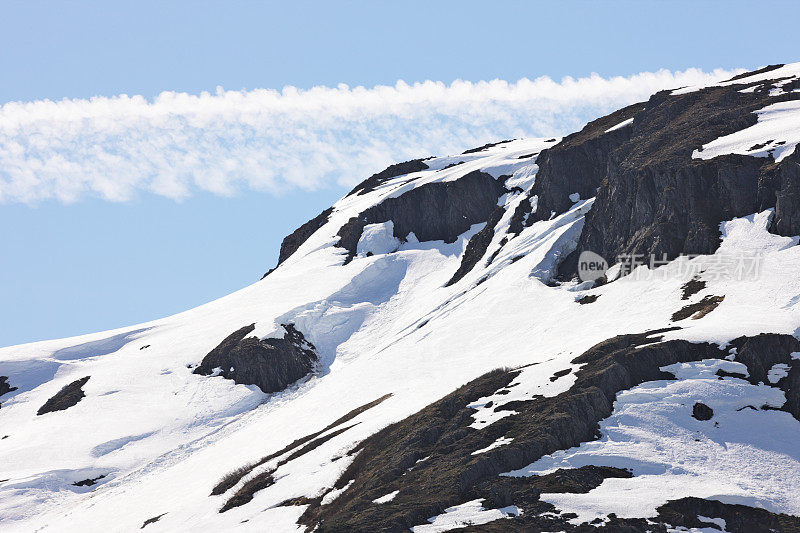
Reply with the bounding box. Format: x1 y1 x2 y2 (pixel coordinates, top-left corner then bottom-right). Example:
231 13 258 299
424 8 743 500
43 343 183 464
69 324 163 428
3 62 800 532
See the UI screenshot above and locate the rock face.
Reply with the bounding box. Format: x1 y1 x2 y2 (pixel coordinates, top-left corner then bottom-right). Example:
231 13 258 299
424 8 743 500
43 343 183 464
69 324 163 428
273 207 334 269
0 376 17 406
522 67 800 279
445 203 506 286
345 158 430 197
461 139 515 154
37 376 90 415
299 330 800 532
337 170 507 263
692 402 714 421
731 333 800 421
265 159 431 275
193 324 317 394
530 102 644 224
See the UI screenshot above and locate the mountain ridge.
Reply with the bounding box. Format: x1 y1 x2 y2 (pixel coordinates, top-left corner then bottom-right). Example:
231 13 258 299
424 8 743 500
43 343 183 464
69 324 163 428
2 63 800 532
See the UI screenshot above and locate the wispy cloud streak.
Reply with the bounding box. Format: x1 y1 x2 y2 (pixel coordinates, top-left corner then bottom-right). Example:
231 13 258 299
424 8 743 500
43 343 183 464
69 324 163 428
0 68 741 203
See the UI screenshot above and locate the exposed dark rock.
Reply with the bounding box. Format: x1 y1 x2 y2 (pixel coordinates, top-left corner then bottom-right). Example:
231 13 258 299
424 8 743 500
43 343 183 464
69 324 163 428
577 295 599 304
211 394 391 497
346 159 431 197
530 102 644 224
447 181 541 285
299 330 799 532
462 139 515 154
141 513 167 529
470 465 632 519
507 194 535 236
724 63 784 82
680 276 706 300
219 469 276 512
0 376 17 395
219 423 359 512
337 170 507 264
656 496 800 533
37 376 90 415
211 463 253 497
749 140 774 151
549 368 572 381
279 496 318 507
269 207 334 274
547 68 800 280
716 368 747 379
672 295 724 321
457 495 800 532
692 402 714 421
769 149 800 236
727 334 800 422
485 237 508 266
438 161 465 171
282 424 358 464
524 465 632 494
0 376 18 407
445 204 506 286
193 323 317 394
72 474 106 487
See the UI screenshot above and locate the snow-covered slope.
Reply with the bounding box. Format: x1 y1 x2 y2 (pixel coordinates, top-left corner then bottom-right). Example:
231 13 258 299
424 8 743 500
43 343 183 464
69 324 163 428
2 63 800 533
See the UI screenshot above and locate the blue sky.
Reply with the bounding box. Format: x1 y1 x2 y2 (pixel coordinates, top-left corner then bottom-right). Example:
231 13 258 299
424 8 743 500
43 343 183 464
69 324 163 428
0 0 797 346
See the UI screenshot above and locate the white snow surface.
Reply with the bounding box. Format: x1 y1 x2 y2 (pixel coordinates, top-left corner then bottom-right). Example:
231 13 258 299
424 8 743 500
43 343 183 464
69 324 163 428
471 436 513 455
768 363 791 384
672 62 800 95
604 117 633 132
504 358 800 522
2 136 800 531
671 61 800 165
372 490 399 504
410 499 521 532
694 100 800 163
356 221 401 257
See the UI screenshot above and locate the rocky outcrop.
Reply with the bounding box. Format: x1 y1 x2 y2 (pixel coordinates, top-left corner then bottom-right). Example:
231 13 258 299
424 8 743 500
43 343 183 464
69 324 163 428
770 149 800 236
445 204 506 286
462 139 515 154
345 158 430 197
37 376 90 415
140 513 167 529
336 170 507 263
72 474 106 487
692 402 714 421
0 376 17 407
730 333 800 421
193 323 317 394
521 66 800 279
270 207 333 273
653 496 800 533
266 160 430 274
671 295 725 321
530 102 643 223
210 393 390 499
299 330 799 532
264 157 476 274
458 496 800 532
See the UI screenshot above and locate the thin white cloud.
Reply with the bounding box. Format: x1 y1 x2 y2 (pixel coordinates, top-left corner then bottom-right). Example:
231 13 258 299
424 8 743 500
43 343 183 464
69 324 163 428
0 68 741 203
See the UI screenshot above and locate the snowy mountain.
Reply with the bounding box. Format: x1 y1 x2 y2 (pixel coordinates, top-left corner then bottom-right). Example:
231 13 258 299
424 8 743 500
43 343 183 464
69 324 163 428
3 63 800 532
